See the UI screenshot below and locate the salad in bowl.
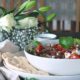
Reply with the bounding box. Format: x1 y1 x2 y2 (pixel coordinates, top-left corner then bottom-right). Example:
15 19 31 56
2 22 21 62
24 37 80 75
25 37 80 59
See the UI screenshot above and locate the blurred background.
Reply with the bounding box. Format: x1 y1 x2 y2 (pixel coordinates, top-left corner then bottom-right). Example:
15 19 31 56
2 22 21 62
0 0 80 32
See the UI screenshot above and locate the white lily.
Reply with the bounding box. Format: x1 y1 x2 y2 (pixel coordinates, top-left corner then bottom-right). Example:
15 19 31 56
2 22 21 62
0 13 16 32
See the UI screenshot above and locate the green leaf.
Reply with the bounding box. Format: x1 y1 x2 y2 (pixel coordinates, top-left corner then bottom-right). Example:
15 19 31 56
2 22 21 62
39 6 52 13
26 40 41 54
6 8 16 15
74 38 80 45
18 1 36 12
28 11 39 17
18 1 29 12
0 6 7 16
25 1 36 11
46 13 56 22
32 40 41 48
16 1 36 16
15 14 28 21
59 37 74 49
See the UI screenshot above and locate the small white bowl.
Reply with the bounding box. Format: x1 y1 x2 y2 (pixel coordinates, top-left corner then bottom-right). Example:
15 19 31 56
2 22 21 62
24 50 80 76
34 33 57 40
34 33 57 45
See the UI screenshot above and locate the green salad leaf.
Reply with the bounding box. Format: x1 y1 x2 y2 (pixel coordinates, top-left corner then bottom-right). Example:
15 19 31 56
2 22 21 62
31 40 41 47
74 38 80 45
59 37 74 49
26 40 41 55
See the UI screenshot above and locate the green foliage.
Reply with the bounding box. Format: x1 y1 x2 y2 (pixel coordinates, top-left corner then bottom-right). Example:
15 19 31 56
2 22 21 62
28 11 39 17
74 38 80 45
14 14 28 21
16 0 56 22
16 0 36 16
46 13 56 22
0 0 56 32
59 37 74 49
0 7 16 17
39 6 52 13
25 1 36 10
18 1 29 12
0 0 56 21
19 0 36 12
31 40 41 47
26 40 40 53
0 7 7 16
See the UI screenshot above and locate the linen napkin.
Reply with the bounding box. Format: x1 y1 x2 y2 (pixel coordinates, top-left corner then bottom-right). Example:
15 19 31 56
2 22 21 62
0 67 20 80
0 39 21 80
0 39 19 53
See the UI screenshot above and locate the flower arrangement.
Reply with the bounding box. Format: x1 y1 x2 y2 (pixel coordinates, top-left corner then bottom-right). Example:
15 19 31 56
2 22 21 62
0 0 56 32
0 0 56 49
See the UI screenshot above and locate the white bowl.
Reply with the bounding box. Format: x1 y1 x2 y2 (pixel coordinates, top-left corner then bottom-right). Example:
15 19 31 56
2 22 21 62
34 33 57 45
3 63 80 80
24 50 80 76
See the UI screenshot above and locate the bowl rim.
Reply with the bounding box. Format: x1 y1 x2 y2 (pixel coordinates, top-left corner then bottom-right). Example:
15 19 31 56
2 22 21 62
24 49 80 60
34 33 57 40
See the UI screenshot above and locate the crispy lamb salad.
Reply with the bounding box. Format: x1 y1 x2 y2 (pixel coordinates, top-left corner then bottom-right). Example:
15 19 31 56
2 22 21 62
26 37 80 59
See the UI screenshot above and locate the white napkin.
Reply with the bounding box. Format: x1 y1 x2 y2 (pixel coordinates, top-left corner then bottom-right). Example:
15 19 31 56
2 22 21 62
0 67 20 80
0 39 21 80
0 39 19 53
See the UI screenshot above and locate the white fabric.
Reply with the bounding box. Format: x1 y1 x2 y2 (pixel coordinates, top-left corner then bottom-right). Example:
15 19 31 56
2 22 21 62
0 67 20 80
0 39 20 80
0 39 19 53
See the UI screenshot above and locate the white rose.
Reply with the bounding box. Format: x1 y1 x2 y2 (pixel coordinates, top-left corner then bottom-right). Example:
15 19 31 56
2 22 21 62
0 13 16 32
18 17 38 29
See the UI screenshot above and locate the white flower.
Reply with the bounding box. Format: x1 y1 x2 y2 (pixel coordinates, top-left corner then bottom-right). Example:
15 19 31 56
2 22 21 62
18 17 38 29
0 13 16 32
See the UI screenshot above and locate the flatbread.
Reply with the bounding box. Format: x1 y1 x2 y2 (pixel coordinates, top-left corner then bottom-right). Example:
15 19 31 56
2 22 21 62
2 52 14 60
2 52 49 75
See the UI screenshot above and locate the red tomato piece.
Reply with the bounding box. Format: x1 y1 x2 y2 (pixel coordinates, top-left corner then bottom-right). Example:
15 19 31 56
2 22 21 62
35 44 44 54
53 44 65 51
69 53 80 59
49 51 56 56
